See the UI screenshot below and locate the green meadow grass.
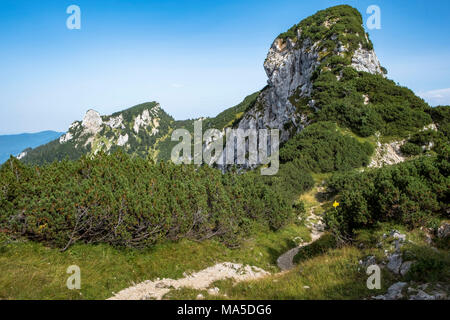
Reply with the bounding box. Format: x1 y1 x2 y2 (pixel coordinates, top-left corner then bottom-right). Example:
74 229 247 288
165 224 449 300
165 246 395 300
1 220 447 300
0 223 309 300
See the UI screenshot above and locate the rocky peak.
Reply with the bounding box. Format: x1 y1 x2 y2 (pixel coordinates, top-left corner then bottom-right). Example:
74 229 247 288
24 101 174 164
237 5 384 142
81 109 103 135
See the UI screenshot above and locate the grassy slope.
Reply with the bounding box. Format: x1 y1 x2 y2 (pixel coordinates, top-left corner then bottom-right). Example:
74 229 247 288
2 211 446 300
165 223 449 300
4 119 445 300
2 176 448 300
0 223 309 300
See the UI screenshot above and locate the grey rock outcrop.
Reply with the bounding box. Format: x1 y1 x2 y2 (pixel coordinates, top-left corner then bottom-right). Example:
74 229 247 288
383 231 415 276
409 290 438 300
82 109 103 135
387 253 403 274
369 140 406 168
437 222 450 239
237 35 320 142
373 282 407 300
399 261 413 276
359 255 377 268
408 283 448 300
374 282 448 300
351 44 383 74
237 23 383 144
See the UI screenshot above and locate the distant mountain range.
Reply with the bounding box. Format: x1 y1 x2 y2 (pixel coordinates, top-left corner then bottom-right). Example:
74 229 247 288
0 131 63 164
19 94 259 165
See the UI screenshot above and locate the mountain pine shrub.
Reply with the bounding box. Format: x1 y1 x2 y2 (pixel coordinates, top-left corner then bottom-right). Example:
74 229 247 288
0 151 292 249
325 142 450 239
280 121 374 173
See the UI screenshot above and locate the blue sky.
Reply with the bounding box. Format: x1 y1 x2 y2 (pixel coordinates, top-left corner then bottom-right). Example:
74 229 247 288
0 0 449 134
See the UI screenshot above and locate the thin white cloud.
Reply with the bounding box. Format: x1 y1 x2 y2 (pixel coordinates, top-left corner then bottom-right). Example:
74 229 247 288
170 83 184 88
418 88 450 106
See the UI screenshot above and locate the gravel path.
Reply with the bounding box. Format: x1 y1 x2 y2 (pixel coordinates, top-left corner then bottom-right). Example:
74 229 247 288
276 208 325 271
108 262 269 300
108 207 325 300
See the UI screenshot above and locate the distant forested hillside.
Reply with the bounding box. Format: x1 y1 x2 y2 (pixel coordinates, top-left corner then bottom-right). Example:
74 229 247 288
0 131 63 164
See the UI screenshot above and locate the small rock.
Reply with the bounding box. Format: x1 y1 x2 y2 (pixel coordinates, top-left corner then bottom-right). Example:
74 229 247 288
431 291 447 300
437 223 450 239
196 294 204 300
409 290 435 300
393 240 402 252
359 255 377 268
207 287 220 295
387 253 403 274
373 282 407 300
400 261 413 276
407 287 418 294
418 283 429 291
391 230 406 242
386 282 407 300
155 282 169 289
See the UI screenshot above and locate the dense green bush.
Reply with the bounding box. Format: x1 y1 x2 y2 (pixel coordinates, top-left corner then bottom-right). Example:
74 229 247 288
408 130 440 146
279 5 373 54
307 71 433 137
325 143 450 239
400 128 447 156
404 245 450 283
261 161 315 203
400 142 423 156
429 105 450 139
280 122 374 172
0 151 292 249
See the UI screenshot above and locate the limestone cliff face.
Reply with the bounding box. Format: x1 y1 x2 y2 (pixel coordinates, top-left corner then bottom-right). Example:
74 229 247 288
22 102 174 164
238 35 320 142
58 103 167 156
237 9 384 142
351 43 383 74
81 109 103 135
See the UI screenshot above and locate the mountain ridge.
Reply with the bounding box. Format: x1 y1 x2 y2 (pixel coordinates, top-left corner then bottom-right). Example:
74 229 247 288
237 5 386 143
21 5 436 166
21 102 174 165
